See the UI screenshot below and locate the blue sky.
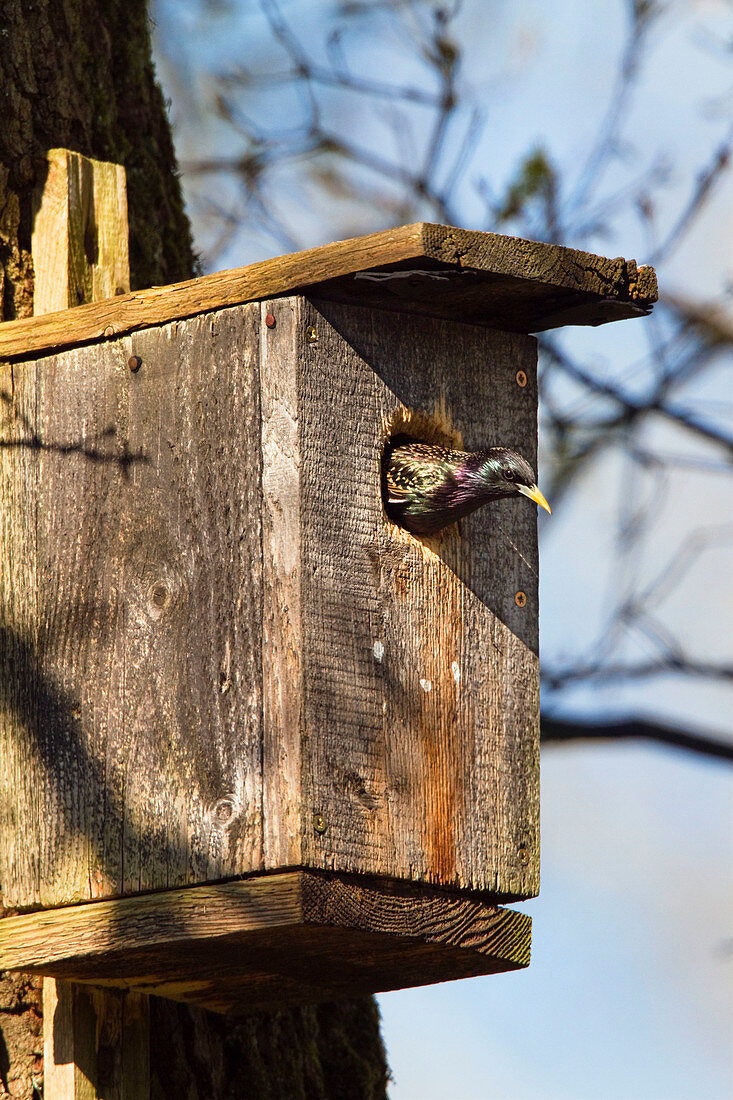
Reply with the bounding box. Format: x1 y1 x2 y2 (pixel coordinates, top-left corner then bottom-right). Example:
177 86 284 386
152 2 733 1095
380 744 732 1099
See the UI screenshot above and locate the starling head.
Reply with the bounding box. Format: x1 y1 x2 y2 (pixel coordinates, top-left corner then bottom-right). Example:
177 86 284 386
384 441 551 536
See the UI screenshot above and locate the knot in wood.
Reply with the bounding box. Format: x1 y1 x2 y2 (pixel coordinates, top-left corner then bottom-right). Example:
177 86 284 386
212 797 238 828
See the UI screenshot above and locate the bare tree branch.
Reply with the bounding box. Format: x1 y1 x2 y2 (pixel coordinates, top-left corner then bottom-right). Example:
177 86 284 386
541 715 733 763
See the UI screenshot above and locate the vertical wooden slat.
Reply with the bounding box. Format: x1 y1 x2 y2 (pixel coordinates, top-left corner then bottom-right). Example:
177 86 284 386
32 149 130 316
121 307 264 892
119 994 150 1100
43 978 86 1100
260 300 305 869
33 340 130 905
0 357 42 905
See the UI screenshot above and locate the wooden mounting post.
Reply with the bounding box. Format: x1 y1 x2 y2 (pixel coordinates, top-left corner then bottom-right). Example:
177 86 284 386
43 980 149 1100
28 149 146 1100
32 148 130 316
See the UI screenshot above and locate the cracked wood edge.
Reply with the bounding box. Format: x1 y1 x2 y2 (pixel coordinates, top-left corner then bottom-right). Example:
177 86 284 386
0 223 656 360
422 224 657 302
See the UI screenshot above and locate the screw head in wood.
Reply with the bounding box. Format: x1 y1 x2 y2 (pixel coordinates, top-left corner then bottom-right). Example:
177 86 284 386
514 590 527 608
517 845 529 866
515 370 527 388
128 355 142 373
306 325 318 344
313 813 328 834
265 312 276 328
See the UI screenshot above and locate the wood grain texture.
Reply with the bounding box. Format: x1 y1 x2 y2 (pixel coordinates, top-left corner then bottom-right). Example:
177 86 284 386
0 223 656 360
1 873 530 1015
0 357 43 907
118 306 263 898
422 223 657 301
31 158 147 1100
32 150 130 316
292 299 540 898
0 306 264 907
33 338 130 904
43 978 149 1100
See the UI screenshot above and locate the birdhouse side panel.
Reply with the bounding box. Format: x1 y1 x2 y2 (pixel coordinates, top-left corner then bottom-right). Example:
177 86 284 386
293 298 540 899
0 305 265 907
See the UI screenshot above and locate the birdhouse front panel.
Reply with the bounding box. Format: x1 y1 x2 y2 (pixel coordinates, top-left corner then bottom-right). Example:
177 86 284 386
262 298 540 899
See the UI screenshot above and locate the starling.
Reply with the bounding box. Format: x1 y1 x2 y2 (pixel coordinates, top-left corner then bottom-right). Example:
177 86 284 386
383 441 551 536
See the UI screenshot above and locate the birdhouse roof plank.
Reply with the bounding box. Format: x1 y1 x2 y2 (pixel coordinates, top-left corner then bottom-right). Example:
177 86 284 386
0 222 656 360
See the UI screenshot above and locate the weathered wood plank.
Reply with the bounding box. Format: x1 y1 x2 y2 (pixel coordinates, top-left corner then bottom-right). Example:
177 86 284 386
260 300 304 869
31 339 133 905
293 300 539 898
32 149 130 316
0 876 307 971
0 223 656 360
0 306 264 908
422 223 657 301
1 872 530 1014
118 918 530 1015
0 357 43 905
119 305 263 896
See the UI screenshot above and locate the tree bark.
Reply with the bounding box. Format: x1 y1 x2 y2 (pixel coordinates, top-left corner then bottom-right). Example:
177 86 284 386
0 0 196 322
0 2 389 1096
149 998 389 1100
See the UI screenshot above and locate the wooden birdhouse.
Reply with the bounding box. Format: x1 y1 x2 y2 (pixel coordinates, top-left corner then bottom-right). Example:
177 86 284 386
0 219 657 1015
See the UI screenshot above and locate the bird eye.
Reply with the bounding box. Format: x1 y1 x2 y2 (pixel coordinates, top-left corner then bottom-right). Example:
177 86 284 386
502 466 515 481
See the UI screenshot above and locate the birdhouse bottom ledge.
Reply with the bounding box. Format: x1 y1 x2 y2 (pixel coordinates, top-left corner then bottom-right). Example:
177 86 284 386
0 871 531 1014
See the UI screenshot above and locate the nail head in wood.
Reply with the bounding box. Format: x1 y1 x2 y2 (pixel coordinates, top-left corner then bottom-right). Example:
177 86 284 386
128 354 141 372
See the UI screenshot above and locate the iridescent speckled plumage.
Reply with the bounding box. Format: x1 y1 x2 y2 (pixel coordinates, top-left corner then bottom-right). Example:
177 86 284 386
383 441 551 535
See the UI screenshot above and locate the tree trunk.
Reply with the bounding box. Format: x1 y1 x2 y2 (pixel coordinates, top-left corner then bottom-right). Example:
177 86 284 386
0 2 389 1096
0 0 195 322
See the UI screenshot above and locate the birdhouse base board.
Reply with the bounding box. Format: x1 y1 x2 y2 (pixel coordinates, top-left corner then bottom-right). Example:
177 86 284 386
0 871 531 1014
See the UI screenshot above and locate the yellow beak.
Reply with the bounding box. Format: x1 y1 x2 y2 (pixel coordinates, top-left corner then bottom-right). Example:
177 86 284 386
518 483 552 514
